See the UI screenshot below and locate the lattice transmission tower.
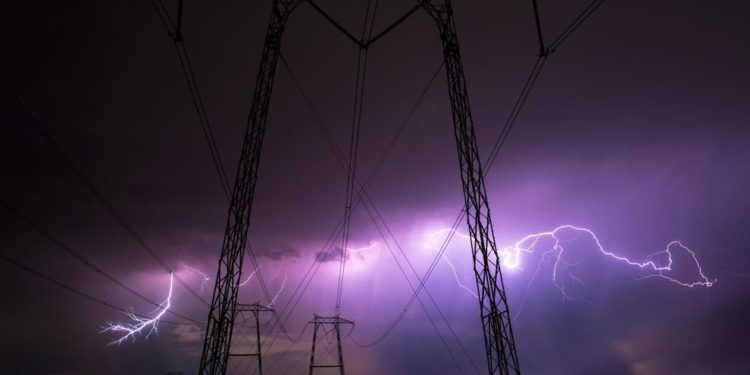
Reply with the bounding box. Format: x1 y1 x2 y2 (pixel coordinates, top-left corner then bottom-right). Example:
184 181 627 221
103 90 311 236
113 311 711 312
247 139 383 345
421 1 522 372
197 1 302 374
227 303 275 375
198 1 521 374
308 315 354 375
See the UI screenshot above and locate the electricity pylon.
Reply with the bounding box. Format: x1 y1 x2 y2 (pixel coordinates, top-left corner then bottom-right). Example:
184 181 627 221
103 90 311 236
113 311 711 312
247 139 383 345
198 1 302 374
198 1 521 374
308 314 354 375
421 1 521 373
228 303 275 375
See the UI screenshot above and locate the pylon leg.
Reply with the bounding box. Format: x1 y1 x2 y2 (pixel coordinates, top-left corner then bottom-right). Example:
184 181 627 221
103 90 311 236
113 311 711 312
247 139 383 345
421 1 521 374
308 315 353 375
197 1 302 373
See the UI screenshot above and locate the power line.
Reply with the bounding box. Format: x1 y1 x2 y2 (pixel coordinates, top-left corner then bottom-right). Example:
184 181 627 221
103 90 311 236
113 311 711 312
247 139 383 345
0 254 190 327
150 1 306 342
197 2 306 371
371 21 551 339
349 211 464 347
147 0 283 323
355 194 481 374
0 78 210 308
148 0 232 200
0 199 203 325
261 323 311 374
270 55 479 374
265 54 442 341
261 56 445 369
546 0 606 53
531 0 546 56
335 22 370 317
346 0 609 351
294 69 479 372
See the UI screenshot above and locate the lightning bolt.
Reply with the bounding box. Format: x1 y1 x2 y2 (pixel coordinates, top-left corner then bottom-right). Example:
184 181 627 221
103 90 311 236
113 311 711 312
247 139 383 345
499 225 715 288
441 252 479 298
345 242 379 262
424 225 715 299
183 265 211 291
422 229 478 298
346 242 378 253
270 275 287 307
184 264 260 289
101 273 174 345
239 265 262 287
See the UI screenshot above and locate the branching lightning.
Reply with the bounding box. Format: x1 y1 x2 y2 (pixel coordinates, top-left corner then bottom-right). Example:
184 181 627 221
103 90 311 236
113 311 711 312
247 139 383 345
499 225 715 288
184 265 211 291
101 273 175 345
99 225 712 346
442 252 479 298
422 229 478 298
424 225 715 299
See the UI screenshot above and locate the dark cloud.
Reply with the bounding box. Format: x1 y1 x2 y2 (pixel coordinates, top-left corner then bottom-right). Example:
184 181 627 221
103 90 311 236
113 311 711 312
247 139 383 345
258 243 300 260
315 245 346 263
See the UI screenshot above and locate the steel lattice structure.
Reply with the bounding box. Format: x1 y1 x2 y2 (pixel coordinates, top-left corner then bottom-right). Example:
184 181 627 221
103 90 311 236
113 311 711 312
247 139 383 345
199 1 520 374
197 1 302 374
308 315 354 375
421 1 521 373
228 303 275 375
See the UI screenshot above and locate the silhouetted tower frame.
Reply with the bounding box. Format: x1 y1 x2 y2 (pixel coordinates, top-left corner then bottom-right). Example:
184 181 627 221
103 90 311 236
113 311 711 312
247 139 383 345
198 0 520 374
197 1 303 374
228 303 275 375
308 315 354 375
420 1 521 373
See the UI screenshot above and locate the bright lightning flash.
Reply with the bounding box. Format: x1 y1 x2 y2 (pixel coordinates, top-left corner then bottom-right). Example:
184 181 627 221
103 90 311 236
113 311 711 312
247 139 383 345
424 225 715 299
422 229 478 298
346 242 378 256
185 264 261 288
239 265 262 287
499 225 715 288
101 273 174 345
270 275 287 306
184 265 211 291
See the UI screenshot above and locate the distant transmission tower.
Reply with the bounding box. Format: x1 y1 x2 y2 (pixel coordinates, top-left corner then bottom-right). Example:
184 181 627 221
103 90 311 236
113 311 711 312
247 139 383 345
199 0 520 374
228 303 274 375
308 315 354 375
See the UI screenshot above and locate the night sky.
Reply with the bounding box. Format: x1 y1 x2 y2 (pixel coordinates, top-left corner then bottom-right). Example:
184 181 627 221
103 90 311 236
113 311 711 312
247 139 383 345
1 0 749 374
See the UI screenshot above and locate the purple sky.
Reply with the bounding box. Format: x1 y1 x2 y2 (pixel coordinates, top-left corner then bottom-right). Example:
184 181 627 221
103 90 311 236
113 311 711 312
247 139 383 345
1 0 749 374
